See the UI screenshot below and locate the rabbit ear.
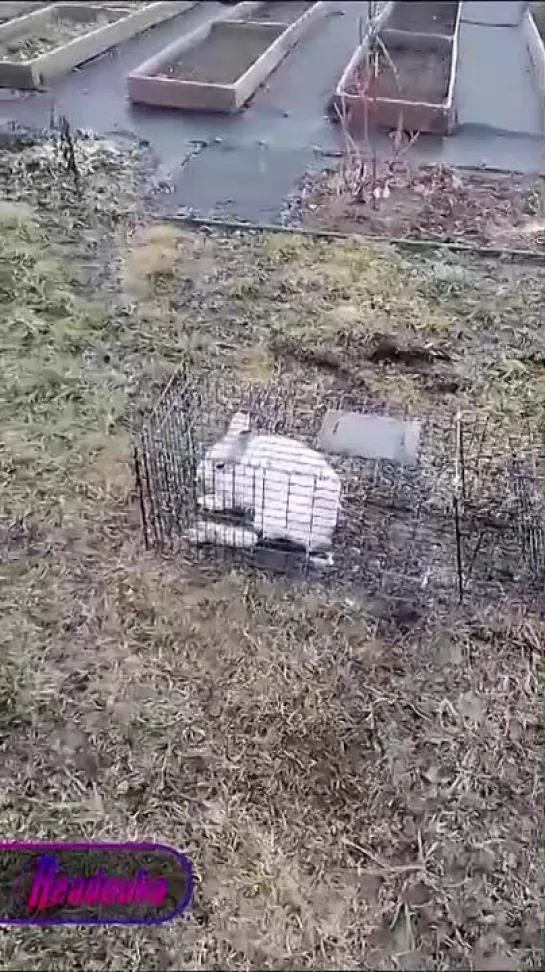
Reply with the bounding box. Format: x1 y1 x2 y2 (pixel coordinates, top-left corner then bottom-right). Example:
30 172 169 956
201 412 252 465
229 428 252 460
227 411 251 436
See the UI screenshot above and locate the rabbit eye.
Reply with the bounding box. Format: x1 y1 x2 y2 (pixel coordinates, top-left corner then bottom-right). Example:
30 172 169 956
215 463 225 470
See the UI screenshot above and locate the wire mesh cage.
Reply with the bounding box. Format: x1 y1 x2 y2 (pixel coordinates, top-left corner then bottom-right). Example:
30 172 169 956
133 366 544 610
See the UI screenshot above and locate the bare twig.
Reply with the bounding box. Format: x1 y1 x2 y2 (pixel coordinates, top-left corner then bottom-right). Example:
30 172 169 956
335 11 421 208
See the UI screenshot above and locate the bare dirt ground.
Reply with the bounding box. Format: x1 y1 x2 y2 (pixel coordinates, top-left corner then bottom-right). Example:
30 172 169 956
0 134 543 970
300 164 545 248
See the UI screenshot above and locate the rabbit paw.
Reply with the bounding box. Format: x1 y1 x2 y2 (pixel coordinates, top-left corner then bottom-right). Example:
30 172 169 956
197 493 222 513
188 520 259 550
309 551 335 570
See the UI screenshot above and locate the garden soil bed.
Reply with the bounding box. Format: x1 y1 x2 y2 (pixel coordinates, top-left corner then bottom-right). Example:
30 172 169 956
156 24 283 84
387 0 460 35
346 46 450 103
0 7 122 62
300 166 545 249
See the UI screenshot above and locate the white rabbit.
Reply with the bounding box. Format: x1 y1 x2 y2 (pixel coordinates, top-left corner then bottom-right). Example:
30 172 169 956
192 411 341 553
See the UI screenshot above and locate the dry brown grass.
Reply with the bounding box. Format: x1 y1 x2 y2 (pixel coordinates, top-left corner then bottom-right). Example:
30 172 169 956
0 136 543 970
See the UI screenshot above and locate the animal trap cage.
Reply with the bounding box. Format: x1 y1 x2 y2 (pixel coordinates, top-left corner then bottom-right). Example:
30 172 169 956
133 367 544 609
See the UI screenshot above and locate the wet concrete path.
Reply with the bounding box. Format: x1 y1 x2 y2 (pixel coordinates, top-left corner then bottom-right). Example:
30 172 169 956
0 0 542 223
457 1 541 137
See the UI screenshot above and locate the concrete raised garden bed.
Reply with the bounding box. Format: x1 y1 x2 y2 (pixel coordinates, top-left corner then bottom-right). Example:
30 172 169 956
127 0 329 113
0 1 197 89
332 0 462 136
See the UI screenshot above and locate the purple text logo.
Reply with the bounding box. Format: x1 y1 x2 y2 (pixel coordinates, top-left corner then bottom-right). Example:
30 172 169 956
1 842 192 926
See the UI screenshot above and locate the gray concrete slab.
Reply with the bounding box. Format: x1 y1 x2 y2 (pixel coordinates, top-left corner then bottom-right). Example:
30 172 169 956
416 127 543 174
165 142 320 222
461 1 525 26
320 123 544 177
318 411 421 465
454 18 542 135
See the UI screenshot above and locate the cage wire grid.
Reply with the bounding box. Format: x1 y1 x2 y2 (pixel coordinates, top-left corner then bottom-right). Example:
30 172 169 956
133 367 544 609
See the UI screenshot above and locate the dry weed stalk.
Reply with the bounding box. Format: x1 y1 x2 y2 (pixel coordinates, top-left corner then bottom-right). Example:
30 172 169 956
334 4 423 207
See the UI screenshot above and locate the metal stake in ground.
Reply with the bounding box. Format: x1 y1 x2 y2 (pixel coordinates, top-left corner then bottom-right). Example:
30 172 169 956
453 409 465 603
134 445 149 551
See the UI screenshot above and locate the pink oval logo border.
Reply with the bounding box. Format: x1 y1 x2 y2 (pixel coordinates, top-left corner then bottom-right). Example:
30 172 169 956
0 841 193 926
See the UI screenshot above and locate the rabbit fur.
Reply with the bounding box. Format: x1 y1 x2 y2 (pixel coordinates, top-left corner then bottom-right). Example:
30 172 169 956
195 411 341 552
